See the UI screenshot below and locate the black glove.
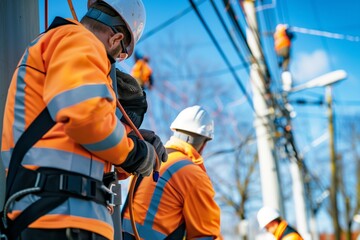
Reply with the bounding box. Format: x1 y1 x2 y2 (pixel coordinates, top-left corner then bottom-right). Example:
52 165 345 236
116 69 143 100
135 141 156 177
138 129 168 163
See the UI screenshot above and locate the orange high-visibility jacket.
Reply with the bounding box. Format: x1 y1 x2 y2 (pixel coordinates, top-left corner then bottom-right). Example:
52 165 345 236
122 137 221 239
274 220 303 240
1 18 137 240
130 59 152 86
274 25 291 52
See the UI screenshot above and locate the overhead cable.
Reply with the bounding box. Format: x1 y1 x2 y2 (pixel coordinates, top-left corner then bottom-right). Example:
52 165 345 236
189 0 255 112
139 0 207 42
291 26 360 42
155 62 249 81
234 0 273 82
209 0 250 71
222 0 253 58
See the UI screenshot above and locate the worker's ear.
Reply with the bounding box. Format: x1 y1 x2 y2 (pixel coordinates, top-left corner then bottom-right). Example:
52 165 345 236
109 32 123 50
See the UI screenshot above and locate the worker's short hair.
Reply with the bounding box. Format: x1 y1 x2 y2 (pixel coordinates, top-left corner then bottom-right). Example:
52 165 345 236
81 1 131 47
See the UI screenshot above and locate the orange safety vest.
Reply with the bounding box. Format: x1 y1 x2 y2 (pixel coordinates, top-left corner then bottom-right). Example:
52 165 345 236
274 25 291 52
274 220 304 240
122 137 221 239
131 59 152 86
1 17 136 240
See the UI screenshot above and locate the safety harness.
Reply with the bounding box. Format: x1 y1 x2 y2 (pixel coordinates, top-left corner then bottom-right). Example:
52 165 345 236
0 18 118 240
279 223 300 239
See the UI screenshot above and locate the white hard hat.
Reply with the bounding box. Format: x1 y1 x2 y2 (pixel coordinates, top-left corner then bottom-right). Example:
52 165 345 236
276 23 288 31
257 206 280 229
170 105 214 140
103 0 146 57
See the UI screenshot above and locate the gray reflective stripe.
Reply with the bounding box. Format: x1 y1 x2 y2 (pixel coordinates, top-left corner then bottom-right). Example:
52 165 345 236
195 237 213 240
13 37 42 143
144 160 192 226
47 83 113 120
115 107 123 120
1 147 104 180
12 195 113 226
1 150 11 168
122 218 166 240
82 119 124 152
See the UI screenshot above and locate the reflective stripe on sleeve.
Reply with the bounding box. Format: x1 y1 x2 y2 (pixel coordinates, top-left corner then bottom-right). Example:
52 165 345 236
47 83 113 120
82 119 124 152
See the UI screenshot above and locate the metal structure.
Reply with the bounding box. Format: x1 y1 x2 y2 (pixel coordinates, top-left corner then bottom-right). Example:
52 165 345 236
0 0 40 211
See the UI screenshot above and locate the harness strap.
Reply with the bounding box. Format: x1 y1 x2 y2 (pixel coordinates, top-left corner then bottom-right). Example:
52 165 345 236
6 108 55 198
280 225 299 239
7 196 68 240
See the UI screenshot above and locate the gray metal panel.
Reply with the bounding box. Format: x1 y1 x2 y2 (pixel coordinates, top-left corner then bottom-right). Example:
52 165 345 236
0 0 39 210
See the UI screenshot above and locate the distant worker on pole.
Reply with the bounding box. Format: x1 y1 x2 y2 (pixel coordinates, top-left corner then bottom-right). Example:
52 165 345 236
257 206 304 240
131 53 153 90
274 24 294 72
274 24 295 92
122 105 221 239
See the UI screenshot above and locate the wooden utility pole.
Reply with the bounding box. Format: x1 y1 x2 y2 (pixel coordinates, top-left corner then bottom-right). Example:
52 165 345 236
326 86 341 240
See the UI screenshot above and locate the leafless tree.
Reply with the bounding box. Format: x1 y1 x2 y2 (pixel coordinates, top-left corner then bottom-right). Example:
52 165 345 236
337 115 360 240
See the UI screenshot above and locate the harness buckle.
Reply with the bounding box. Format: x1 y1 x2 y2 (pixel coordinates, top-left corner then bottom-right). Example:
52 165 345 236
59 174 97 199
101 185 116 207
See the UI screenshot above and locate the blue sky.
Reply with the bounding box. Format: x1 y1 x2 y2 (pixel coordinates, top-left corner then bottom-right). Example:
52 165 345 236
39 0 360 236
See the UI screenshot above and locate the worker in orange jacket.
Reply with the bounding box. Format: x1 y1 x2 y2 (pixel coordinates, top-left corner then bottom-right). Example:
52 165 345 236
131 56 153 90
274 24 294 72
122 105 221 239
0 1 168 240
257 206 304 240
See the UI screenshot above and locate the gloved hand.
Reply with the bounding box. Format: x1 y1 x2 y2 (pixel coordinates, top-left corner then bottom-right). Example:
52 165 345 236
138 129 168 163
135 141 157 177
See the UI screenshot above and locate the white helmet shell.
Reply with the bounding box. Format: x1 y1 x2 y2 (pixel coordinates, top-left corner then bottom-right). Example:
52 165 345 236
170 105 214 140
257 206 280 229
103 0 146 57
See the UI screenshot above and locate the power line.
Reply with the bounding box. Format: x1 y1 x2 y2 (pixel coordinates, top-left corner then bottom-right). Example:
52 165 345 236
309 1 335 70
154 62 249 81
139 0 207 43
222 0 253 60
291 26 360 42
188 0 255 112
209 0 250 71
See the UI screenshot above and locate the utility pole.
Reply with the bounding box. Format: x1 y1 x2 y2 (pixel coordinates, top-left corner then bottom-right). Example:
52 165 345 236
0 0 39 210
242 0 284 214
326 86 340 240
281 99 311 240
281 86 311 239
